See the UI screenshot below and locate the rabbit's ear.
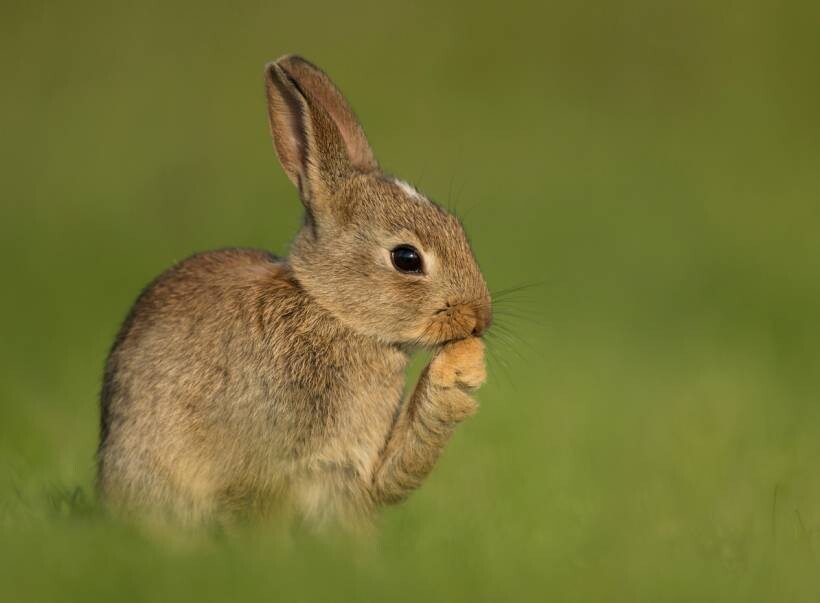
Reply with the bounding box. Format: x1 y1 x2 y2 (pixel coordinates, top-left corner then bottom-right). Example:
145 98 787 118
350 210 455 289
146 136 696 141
265 55 378 208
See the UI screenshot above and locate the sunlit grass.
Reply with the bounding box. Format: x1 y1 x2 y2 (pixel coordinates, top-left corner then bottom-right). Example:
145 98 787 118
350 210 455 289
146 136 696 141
2 0 819 600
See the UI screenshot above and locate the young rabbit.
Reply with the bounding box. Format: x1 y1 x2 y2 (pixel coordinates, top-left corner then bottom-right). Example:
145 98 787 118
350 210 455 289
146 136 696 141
97 55 491 528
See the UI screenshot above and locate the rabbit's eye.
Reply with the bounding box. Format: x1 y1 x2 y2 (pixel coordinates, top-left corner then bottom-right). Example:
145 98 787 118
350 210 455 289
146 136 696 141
391 245 424 274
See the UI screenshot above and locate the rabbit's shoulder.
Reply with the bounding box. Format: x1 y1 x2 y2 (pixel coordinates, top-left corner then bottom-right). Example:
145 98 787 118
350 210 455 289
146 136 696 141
146 247 295 306
167 247 286 287
112 248 304 349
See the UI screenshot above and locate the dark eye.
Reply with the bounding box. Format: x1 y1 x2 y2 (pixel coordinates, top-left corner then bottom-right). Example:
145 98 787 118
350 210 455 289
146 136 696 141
391 245 424 274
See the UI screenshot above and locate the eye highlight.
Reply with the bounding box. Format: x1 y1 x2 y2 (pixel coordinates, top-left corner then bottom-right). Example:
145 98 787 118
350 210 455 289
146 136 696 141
390 245 424 274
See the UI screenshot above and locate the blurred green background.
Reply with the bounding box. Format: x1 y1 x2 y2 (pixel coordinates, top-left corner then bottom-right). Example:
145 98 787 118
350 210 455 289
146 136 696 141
2 0 820 600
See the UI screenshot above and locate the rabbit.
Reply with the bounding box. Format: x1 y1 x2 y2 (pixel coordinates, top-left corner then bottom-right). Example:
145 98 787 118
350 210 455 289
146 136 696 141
97 55 492 529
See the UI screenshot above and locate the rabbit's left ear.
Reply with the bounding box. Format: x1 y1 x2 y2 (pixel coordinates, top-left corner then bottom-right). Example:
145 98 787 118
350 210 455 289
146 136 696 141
265 55 378 208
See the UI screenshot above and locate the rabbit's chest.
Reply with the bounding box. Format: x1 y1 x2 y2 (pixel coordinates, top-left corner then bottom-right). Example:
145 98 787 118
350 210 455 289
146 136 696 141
331 369 405 453
272 351 406 521
303 350 406 462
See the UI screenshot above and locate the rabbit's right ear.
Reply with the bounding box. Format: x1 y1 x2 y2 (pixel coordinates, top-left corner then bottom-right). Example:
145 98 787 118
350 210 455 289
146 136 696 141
264 56 378 212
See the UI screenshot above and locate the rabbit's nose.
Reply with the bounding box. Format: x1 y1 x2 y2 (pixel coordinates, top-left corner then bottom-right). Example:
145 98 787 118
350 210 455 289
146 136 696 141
471 304 492 337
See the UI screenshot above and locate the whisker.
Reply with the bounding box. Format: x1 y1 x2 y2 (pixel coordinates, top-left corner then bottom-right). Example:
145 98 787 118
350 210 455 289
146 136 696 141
485 333 527 363
490 321 540 345
494 310 539 324
412 319 437 347
491 280 548 297
491 295 542 306
484 342 515 388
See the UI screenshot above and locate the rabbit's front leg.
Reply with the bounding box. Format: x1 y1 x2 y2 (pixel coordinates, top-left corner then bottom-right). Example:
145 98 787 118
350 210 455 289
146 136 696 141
370 337 486 505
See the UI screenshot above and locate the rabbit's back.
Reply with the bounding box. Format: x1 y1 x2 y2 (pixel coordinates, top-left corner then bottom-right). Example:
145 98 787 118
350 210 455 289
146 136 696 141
98 248 406 521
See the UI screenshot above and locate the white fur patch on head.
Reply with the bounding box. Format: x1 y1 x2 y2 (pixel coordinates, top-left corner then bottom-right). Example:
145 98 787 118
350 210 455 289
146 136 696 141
393 179 422 201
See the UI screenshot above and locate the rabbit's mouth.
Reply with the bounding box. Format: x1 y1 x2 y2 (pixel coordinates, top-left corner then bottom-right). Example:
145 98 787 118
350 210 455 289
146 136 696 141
415 302 492 346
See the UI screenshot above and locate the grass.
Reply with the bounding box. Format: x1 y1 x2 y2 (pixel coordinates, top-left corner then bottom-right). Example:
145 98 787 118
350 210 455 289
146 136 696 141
1 0 819 600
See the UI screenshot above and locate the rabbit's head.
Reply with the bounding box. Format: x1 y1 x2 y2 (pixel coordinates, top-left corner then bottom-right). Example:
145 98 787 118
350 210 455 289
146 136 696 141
265 55 490 347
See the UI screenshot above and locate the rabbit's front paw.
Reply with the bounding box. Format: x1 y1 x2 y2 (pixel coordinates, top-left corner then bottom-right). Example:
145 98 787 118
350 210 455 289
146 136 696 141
429 337 486 391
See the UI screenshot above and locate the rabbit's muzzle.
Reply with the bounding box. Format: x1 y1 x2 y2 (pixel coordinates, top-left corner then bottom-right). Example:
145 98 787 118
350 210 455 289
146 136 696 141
429 300 492 343
470 303 492 337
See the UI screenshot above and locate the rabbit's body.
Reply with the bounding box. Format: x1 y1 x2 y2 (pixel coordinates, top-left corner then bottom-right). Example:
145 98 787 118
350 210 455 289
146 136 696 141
100 249 407 524
99 56 491 528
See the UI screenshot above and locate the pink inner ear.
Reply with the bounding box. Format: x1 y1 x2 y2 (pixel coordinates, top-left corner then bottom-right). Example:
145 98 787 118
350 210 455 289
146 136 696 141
265 64 310 188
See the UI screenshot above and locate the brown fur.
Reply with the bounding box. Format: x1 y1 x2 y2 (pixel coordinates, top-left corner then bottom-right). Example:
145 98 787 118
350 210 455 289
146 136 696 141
98 55 491 529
